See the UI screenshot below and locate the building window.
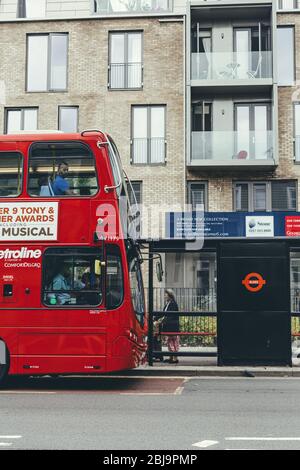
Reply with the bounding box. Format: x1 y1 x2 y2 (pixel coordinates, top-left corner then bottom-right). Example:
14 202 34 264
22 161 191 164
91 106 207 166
234 181 297 212
127 181 142 206
278 0 299 9
188 182 207 211
27 34 68 92
272 181 297 211
132 105 166 164
277 27 295 86
58 107 79 133
127 181 142 239
18 0 46 18
109 32 143 89
294 103 300 162
5 108 38 134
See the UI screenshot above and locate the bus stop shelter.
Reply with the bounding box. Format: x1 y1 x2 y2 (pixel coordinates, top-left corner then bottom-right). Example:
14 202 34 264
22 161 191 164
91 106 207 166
145 211 300 367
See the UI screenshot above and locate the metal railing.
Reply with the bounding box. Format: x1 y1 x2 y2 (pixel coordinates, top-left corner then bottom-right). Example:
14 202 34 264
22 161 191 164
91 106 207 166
148 287 217 312
95 0 173 14
191 130 274 163
191 51 272 81
147 289 300 364
149 310 217 364
109 62 142 89
131 137 165 164
278 0 300 10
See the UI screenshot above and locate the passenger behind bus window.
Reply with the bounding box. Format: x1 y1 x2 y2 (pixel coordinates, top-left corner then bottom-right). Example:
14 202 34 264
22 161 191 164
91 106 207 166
52 162 75 196
38 175 52 196
81 271 101 290
50 264 84 305
76 271 101 305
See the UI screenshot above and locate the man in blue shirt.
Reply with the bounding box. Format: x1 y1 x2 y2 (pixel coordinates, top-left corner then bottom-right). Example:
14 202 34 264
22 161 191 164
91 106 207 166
52 162 74 196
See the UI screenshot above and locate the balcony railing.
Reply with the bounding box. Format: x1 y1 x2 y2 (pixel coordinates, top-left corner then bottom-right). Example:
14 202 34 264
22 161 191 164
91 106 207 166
131 137 165 164
191 51 273 81
94 0 173 14
191 130 274 164
109 62 143 89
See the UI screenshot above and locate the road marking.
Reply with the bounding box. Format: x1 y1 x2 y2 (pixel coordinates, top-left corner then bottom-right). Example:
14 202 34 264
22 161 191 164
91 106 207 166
120 392 175 396
226 437 300 441
0 443 12 447
192 440 219 448
0 436 22 439
0 391 56 395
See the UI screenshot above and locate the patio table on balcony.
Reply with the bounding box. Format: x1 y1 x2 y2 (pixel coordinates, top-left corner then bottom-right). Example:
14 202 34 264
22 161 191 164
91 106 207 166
219 62 240 79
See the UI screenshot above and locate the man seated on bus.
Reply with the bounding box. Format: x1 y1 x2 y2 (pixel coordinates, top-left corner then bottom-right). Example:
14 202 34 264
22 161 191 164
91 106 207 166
51 264 85 305
52 162 74 196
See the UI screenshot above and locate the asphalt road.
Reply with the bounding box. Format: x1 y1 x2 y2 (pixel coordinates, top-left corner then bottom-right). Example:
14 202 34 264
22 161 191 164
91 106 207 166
1 376 300 450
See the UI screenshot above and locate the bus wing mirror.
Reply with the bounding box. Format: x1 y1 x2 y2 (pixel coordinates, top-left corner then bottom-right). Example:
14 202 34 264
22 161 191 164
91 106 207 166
156 260 164 283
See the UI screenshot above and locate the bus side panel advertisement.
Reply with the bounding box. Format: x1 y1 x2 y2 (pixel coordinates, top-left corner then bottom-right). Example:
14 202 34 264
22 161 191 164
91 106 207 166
0 202 58 241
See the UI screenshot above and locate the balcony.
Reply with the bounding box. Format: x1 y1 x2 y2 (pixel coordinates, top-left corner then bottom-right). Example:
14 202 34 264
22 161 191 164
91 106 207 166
109 63 143 89
94 0 173 15
191 51 273 84
190 130 275 168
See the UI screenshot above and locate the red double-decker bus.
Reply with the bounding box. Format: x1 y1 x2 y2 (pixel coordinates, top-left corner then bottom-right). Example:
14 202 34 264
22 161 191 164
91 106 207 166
0 130 147 384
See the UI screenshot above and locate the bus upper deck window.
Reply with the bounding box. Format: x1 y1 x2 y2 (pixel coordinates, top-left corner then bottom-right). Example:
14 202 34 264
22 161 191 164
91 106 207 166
28 142 99 197
0 152 23 197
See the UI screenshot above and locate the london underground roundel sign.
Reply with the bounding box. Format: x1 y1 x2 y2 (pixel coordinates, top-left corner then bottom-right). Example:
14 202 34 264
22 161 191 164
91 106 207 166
242 272 266 293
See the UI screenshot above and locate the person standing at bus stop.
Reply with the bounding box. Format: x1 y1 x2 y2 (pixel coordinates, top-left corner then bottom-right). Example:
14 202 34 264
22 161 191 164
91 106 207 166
162 289 180 364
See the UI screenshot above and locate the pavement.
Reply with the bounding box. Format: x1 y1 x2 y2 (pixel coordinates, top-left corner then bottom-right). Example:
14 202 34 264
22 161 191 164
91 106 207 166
117 345 300 378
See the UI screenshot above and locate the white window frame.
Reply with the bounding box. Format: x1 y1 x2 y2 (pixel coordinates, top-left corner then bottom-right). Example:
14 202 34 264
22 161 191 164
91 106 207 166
5 107 38 134
58 106 79 133
234 181 297 212
26 33 68 92
188 181 208 211
108 31 143 90
131 105 166 165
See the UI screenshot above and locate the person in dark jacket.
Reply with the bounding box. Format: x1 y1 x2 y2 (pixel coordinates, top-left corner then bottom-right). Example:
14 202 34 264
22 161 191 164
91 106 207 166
162 289 180 364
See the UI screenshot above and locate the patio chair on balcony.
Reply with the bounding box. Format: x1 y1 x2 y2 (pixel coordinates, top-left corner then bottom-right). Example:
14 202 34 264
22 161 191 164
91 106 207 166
247 55 262 79
233 150 248 160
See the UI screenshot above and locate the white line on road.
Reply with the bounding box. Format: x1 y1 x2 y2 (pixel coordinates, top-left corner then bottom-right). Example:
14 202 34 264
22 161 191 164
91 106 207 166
0 443 12 447
0 391 56 394
0 436 22 439
226 437 300 441
192 440 219 448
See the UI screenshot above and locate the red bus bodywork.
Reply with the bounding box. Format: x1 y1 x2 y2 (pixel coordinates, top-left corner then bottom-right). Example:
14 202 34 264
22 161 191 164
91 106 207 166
0 131 147 379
